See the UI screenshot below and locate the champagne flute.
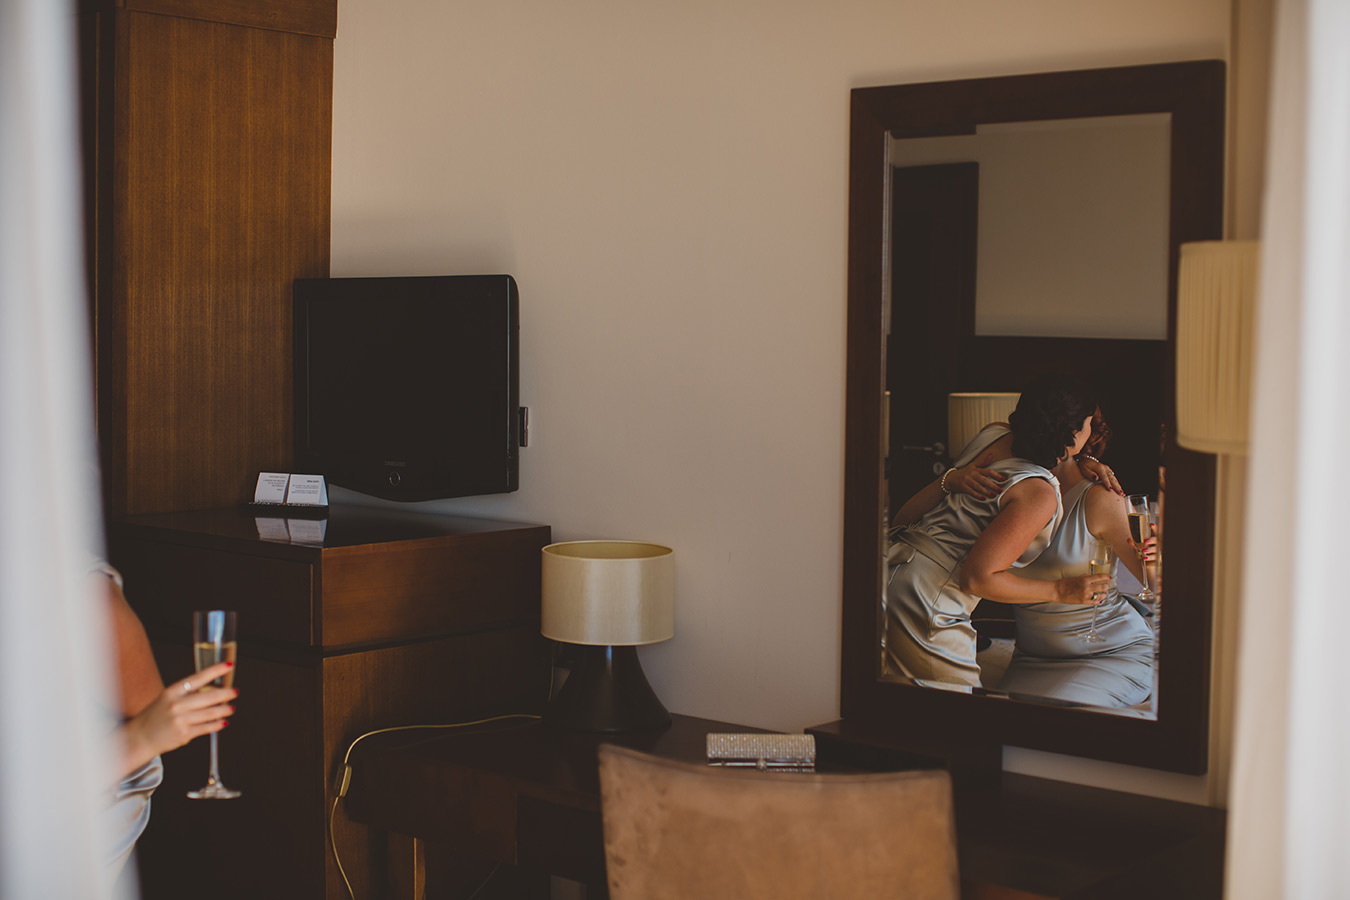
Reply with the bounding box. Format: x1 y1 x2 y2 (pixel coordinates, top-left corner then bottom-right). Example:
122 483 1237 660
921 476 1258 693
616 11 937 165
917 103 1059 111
1149 498 1163 654
187 610 241 800
1081 540 1115 644
1126 494 1157 603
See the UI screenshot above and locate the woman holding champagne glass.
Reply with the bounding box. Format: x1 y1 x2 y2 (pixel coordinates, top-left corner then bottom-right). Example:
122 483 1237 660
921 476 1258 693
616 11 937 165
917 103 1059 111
884 373 1113 687
93 565 237 874
116 659 236 780
984 419 1157 708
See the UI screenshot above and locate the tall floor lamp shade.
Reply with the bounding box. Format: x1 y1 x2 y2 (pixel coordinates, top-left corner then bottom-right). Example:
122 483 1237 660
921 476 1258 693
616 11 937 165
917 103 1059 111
948 393 1020 459
541 541 674 732
1175 240 1259 453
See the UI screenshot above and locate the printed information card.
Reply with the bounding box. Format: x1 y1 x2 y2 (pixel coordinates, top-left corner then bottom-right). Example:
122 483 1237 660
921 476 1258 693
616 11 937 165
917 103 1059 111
251 472 328 511
253 472 291 504
285 474 328 507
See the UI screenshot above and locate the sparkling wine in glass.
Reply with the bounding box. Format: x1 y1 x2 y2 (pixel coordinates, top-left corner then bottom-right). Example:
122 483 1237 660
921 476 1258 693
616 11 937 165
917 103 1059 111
187 610 241 800
1081 540 1115 644
1126 494 1157 603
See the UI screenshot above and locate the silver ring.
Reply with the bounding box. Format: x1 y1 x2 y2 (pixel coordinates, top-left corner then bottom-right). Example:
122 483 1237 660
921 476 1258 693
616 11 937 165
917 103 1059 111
182 680 193 694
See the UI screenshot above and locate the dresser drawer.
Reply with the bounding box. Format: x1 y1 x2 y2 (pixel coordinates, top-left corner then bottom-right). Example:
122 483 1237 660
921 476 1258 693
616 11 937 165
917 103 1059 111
319 527 545 646
114 540 315 646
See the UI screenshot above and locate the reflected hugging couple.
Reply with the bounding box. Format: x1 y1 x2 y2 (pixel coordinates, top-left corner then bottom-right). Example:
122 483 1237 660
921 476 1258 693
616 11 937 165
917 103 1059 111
883 372 1155 709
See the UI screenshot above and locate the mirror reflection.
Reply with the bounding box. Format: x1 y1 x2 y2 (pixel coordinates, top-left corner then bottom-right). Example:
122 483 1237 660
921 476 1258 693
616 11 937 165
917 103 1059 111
878 115 1171 719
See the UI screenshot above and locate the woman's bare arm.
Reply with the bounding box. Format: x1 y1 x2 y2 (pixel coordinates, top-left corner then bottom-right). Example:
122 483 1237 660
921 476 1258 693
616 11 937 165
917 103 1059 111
959 479 1106 605
1082 485 1145 583
1076 455 1125 496
891 474 947 529
940 452 1006 501
893 431 1016 527
92 573 164 718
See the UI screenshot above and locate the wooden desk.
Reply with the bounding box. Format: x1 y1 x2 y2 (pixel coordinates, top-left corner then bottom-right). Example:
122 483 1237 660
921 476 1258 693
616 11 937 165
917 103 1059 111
344 714 1226 900
110 505 553 900
344 714 753 896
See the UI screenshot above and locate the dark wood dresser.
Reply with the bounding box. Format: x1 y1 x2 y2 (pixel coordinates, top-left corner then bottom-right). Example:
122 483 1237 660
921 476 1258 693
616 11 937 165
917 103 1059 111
108 505 552 900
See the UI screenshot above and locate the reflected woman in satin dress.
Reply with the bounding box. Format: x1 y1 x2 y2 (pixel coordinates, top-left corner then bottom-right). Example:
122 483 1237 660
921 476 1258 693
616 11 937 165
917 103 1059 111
994 423 1157 708
883 373 1110 688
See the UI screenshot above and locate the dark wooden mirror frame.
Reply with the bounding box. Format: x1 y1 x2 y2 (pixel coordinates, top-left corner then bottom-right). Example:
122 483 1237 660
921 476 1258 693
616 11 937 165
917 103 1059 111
840 61 1225 773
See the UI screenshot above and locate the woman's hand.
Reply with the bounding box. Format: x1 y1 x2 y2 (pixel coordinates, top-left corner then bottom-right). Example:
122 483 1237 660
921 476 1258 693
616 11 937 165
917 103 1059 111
1076 456 1125 495
944 453 1007 501
118 662 236 778
1134 534 1160 563
1054 573 1113 605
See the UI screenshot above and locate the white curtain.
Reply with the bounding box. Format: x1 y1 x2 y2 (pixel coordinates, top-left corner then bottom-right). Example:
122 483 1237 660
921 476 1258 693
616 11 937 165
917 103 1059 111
0 1 125 898
1227 0 1350 896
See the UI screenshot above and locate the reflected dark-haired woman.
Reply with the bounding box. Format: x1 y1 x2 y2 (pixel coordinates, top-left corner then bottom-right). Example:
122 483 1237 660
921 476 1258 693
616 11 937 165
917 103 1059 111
990 414 1157 709
883 372 1111 688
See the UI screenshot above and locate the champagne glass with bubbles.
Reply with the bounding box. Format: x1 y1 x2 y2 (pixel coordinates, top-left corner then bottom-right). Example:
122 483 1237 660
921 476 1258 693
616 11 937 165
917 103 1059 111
1081 540 1115 644
1126 494 1157 604
187 610 241 799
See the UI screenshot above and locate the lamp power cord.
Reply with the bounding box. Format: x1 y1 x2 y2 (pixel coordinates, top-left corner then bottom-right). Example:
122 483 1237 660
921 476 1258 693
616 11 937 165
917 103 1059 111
329 649 558 900
328 714 540 900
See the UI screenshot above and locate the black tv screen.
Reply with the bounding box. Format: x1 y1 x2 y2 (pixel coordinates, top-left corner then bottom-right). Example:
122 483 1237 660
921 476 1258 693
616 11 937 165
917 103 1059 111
293 274 519 502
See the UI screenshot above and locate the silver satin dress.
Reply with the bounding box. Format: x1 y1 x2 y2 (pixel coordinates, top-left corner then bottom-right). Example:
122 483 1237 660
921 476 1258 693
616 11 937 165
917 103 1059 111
884 425 1061 688
89 560 163 878
996 479 1154 707
104 745 163 877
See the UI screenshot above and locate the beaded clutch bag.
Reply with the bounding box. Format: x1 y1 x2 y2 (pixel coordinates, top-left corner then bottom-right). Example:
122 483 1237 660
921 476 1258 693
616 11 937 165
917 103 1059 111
705 733 816 771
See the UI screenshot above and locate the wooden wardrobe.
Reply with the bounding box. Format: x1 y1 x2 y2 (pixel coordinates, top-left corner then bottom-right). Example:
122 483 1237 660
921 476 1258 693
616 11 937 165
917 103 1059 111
79 0 336 517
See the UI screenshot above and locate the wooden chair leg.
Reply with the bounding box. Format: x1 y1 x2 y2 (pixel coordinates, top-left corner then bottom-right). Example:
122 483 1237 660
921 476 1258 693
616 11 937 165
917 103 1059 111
386 832 426 900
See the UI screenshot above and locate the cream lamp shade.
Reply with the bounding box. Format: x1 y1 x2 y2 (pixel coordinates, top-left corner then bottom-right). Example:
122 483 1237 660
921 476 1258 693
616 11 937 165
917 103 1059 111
948 393 1020 459
1175 240 1259 454
541 541 674 646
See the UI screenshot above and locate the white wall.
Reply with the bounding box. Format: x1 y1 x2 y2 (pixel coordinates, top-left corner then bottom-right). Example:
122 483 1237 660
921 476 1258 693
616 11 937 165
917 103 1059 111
891 115 1172 339
330 0 1228 796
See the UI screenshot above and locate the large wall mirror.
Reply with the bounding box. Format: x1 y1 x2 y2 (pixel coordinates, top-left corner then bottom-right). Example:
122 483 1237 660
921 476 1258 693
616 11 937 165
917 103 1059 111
840 61 1224 772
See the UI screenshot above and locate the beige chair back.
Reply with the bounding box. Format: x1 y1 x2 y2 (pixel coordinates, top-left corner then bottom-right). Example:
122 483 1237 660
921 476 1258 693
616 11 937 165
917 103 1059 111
598 743 960 900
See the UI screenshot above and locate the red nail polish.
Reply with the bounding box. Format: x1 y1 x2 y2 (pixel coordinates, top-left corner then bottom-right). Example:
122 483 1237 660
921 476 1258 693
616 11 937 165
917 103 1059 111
225 662 235 668
220 720 229 728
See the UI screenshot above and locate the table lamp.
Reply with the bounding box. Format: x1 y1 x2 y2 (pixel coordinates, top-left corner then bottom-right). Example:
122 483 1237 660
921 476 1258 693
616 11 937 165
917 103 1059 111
1175 240 1258 453
541 540 675 733
948 392 1020 459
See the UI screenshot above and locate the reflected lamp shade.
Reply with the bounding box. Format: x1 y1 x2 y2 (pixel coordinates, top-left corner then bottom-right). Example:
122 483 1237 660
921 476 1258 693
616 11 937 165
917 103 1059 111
948 393 1020 459
541 541 674 732
1175 241 1258 454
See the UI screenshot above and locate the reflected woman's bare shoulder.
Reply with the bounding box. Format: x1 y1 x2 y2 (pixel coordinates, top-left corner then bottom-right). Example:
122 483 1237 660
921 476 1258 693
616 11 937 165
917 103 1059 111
1000 472 1059 512
1083 481 1128 524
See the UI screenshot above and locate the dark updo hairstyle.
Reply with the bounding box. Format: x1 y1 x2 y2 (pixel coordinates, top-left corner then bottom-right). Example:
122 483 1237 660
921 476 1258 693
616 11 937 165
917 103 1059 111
1007 372 1100 469
1084 407 1112 459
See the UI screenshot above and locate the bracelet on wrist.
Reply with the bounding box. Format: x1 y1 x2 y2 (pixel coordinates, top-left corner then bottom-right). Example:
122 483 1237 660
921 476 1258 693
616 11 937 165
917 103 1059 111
940 468 954 494
1077 453 1100 464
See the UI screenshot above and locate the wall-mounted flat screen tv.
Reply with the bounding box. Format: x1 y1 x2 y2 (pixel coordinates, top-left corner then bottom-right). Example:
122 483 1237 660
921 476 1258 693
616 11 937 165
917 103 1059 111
293 274 519 502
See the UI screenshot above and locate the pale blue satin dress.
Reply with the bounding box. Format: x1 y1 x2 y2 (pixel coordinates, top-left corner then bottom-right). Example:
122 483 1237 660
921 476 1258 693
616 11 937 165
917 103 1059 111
884 425 1061 687
89 560 163 877
995 479 1154 707
103 736 163 877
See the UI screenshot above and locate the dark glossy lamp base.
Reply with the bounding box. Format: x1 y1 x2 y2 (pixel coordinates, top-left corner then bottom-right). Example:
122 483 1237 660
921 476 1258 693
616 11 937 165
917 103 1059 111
544 644 672 733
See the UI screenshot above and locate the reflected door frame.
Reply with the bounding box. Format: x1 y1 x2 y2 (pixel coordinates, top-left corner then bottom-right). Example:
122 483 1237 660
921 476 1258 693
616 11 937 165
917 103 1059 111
887 162 978 504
